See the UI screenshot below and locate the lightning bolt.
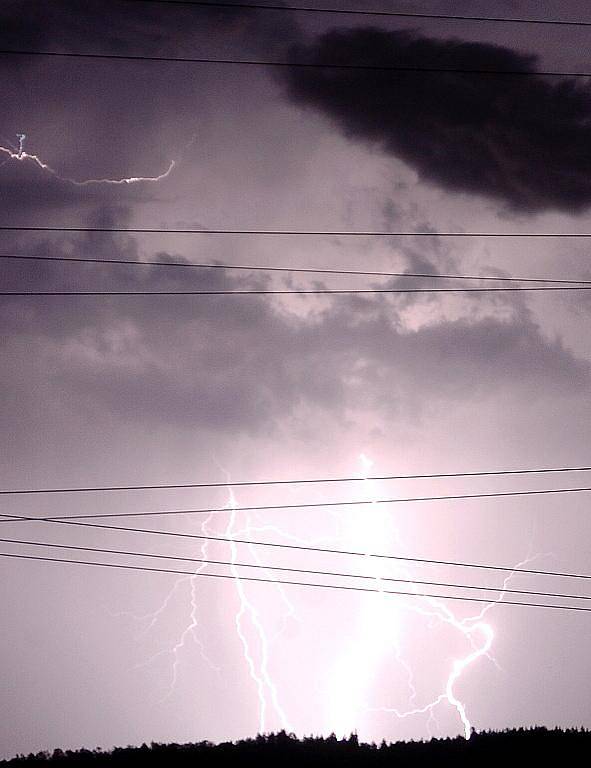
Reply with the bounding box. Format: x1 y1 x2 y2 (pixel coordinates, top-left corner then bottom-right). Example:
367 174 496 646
223 479 292 733
325 453 409 737
372 608 495 740
114 453 535 743
324 453 542 742
126 511 221 703
123 475 294 731
356 451 541 741
0 133 175 185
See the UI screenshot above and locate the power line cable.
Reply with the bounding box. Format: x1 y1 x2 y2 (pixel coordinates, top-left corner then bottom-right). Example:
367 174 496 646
4 484 591 523
4 286 591 296
3 226 591 238
3 253 590 286
3 463 591 496
2 512 588 581
2 535 590 602
1 48 590 79
116 0 591 28
3 551 591 612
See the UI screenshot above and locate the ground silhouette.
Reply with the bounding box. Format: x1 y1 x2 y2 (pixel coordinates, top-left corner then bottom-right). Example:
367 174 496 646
2 728 589 768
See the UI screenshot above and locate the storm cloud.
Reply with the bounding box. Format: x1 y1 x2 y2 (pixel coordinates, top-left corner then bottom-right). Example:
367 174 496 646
282 27 591 214
2 225 587 436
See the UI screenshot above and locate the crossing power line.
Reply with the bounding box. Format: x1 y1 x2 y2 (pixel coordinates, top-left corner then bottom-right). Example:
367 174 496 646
3 226 591 237
4 286 591 296
4 484 591 522
3 253 591 286
2 551 591 613
2 48 591 79
116 0 591 28
3 463 591 496
1 535 590 603
2 512 589 581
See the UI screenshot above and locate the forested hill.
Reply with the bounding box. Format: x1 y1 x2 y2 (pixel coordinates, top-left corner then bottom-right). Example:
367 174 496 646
3 728 589 768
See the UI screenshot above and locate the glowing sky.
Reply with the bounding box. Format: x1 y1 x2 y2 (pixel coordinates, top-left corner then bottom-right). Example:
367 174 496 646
1 0 591 758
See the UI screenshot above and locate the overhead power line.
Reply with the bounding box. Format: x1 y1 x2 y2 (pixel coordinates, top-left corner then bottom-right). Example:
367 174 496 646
117 0 591 28
2 48 591 79
4 226 591 238
4 285 591 296
4 484 591 523
3 253 590 286
2 536 590 603
3 463 591 496
3 551 591 612
2 512 589 582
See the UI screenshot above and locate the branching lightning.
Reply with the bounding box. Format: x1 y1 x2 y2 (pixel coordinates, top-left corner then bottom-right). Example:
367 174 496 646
0 133 175 185
117 454 535 743
223 479 292 733
126 477 296 732
371 601 496 740
323 453 541 742
129 512 220 702
364 490 540 740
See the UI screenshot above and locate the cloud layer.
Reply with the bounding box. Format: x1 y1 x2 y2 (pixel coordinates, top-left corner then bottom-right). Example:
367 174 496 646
283 27 591 213
2 225 587 437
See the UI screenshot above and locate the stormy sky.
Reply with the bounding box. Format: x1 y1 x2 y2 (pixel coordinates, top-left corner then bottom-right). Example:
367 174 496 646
1 0 591 758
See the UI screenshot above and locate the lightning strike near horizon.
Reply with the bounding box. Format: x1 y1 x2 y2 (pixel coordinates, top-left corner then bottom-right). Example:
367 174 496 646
326 453 409 737
327 454 541 742
124 475 296 731
118 454 537 743
158 520 222 701
223 481 292 734
369 548 541 740
127 513 221 703
0 134 175 185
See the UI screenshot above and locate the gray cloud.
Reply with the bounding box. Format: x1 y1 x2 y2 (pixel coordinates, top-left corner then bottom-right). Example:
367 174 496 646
2 228 587 437
281 27 591 214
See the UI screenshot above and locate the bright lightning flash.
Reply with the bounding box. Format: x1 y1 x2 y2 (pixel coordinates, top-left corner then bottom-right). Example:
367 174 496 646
0 133 175 185
354 453 539 740
224 483 292 733
128 477 301 733
121 454 534 743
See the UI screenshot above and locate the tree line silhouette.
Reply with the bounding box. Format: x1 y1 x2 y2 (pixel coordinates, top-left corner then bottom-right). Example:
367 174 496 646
3 728 589 768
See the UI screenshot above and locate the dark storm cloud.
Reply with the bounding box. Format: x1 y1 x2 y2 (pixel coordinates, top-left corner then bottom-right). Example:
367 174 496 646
0 0 295 56
282 27 591 214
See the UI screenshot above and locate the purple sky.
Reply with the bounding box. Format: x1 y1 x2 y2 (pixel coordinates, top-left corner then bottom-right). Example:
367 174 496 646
1 0 591 758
